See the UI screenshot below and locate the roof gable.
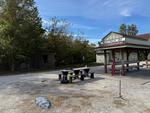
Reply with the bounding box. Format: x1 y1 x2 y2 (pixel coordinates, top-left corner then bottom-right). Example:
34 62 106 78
98 32 150 49
101 31 148 43
101 32 125 44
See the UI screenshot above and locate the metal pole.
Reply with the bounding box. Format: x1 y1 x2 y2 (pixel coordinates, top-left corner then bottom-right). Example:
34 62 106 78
119 77 121 98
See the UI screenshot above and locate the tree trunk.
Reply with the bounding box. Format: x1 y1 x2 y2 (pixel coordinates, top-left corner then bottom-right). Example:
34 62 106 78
10 55 15 72
11 62 15 72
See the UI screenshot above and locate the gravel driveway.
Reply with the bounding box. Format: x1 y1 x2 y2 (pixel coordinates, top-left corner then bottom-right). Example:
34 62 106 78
0 66 150 113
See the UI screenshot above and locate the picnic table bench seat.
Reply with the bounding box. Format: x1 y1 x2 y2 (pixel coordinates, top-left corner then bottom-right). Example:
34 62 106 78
110 65 143 72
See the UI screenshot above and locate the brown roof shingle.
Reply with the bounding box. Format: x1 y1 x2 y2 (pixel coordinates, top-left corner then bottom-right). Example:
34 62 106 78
137 33 150 38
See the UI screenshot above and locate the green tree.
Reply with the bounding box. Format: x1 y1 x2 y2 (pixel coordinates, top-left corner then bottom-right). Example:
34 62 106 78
0 0 44 71
119 24 127 34
130 24 138 35
127 25 132 35
45 17 72 65
119 24 138 36
46 17 95 66
72 37 95 64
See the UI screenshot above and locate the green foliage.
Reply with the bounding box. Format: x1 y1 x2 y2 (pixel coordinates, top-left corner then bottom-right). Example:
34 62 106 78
119 24 138 36
0 0 44 71
45 18 96 66
0 1 95 71
119 24 127 34
139 50 147 61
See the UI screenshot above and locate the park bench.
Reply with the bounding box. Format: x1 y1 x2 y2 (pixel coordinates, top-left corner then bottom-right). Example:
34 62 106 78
111 61 143 75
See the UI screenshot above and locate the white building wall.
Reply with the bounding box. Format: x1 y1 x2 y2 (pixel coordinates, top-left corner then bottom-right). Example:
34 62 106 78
129 52 138 61
126 37 150 46
96 54 104 63
114 52 138 62
115 52 127 62
96 53 109 64
96 51 138 64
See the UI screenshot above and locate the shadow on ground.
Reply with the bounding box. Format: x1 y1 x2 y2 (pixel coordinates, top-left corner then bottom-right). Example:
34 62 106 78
125 69 150 79
74 77 105 85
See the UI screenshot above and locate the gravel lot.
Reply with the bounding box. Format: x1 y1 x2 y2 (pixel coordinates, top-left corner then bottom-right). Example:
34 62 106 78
0 66 150 113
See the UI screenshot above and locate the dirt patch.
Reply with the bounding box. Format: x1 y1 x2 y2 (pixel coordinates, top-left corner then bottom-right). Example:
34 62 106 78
17 92 95 113
50 93 94 108
17 98 39 113
113 98 127 108
144 108 150 113
72 93 94 98
52 95 69 107
71 93 94 106
71 105 82 112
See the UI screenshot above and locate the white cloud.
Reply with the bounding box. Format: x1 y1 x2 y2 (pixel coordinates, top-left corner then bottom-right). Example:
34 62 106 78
83 0 138 19
120 9 131 17
36 0 150 20
103 0 112 7
37 0 149 20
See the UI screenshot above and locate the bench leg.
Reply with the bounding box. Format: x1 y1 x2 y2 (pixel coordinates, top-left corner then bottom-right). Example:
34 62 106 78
90 73 94 79
80 74 84 81
69 77 73 83
58 74 62 80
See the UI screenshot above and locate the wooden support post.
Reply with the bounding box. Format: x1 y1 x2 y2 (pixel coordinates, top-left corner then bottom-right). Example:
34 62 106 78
104 50 107 73
121 49 125 76
126 49 129 72
137 49 140 70
112 50 115 62
111 49 115 76
145 50 148 68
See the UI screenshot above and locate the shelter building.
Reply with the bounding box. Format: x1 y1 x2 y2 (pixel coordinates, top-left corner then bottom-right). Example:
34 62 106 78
96 32 150 75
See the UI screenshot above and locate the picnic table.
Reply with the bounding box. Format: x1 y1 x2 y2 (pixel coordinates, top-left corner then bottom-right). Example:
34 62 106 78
73 67 90 77
61 70 71 76
59 67 94 84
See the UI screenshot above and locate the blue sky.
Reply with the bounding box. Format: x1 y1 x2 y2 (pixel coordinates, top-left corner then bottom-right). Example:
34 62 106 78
35 0 150 44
